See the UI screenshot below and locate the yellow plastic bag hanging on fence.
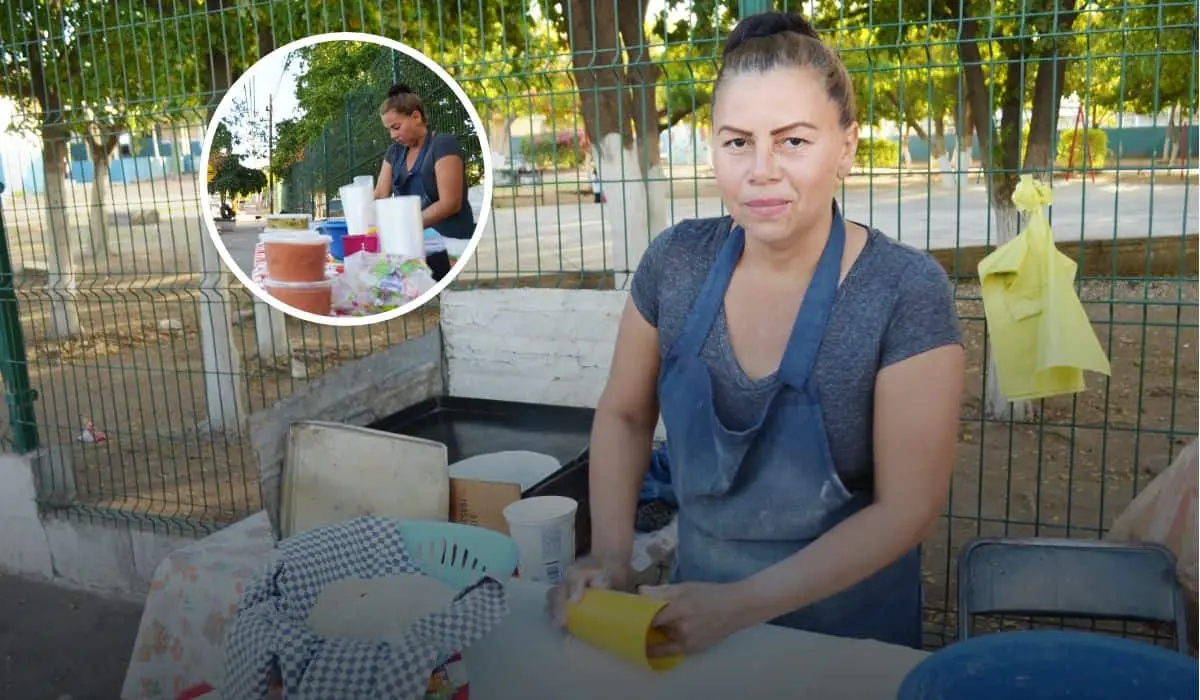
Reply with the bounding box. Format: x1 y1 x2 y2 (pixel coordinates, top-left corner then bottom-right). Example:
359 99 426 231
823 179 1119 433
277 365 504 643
977 175 1112 401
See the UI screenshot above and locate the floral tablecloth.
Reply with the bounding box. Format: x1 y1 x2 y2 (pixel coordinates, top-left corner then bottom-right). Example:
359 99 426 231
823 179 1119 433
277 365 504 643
121 512 278 700
120 512 473 700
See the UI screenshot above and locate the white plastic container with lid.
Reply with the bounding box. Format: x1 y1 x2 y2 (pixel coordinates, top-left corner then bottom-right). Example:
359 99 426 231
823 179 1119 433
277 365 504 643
502 495 579 584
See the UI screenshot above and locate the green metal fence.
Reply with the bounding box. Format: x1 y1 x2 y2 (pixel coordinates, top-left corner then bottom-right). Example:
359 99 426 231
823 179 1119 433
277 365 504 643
277 42 484 216
0 0 1195 649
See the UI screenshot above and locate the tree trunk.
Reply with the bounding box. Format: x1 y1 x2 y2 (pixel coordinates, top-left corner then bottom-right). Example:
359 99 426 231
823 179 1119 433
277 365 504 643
932 114 952 184
25 30 83 339
85 131 119 261
959 1 1079 422
191 6 248 434
959 20 1030 421
959 97 975 175
617 0 660 175
931 116 948 159
565 0 664 288
980 51 1032 421
566 0 628 152
905 114 929 143
616 0 667 287
41 126 84 339
1023 42 1071 175
257 22 275 59
1164 104 1179 164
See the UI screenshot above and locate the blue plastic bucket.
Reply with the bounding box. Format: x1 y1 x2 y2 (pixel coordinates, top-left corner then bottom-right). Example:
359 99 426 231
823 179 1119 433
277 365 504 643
316 218 348 260
897 630 1198 700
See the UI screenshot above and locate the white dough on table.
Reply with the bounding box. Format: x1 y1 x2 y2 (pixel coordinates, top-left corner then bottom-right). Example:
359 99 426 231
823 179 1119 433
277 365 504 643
463 579 927 700
307 573 458 644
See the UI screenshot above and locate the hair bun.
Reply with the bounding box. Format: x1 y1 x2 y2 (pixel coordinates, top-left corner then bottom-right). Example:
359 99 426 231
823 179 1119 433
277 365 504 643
387 83 413 98
723 11 818 56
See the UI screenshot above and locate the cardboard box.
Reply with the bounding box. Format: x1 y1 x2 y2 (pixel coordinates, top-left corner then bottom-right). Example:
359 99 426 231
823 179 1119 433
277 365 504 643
449 477 523 534
447 455 593 555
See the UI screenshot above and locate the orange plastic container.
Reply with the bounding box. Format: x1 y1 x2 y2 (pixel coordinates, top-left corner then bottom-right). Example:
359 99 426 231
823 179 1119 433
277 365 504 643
260 231 331 282
263 278 334 316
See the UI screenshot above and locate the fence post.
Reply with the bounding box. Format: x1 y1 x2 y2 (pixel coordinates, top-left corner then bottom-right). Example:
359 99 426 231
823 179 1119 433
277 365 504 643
0 180 40 453
739 0 769 18
345 101 354 176
322 131 330 215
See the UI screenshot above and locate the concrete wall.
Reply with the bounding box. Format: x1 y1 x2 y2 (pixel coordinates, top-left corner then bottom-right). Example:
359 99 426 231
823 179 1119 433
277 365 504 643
441 288 666 439
441 288 627 408
0 450 195 601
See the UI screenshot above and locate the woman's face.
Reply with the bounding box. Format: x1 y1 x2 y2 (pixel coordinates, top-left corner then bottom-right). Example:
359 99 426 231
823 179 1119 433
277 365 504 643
381 110 422 146
711 66 857 245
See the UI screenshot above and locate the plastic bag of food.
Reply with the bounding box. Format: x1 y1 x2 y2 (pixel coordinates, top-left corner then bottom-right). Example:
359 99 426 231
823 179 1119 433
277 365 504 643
331 251 435 315
1106 439 1197 595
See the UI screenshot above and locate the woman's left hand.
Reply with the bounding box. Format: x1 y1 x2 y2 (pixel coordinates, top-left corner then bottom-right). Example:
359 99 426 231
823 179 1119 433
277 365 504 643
639 582 758 658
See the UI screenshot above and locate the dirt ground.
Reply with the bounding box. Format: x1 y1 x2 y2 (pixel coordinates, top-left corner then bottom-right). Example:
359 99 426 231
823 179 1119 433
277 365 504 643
1 271 1195 641
0 574 143 700
923 278 1198 646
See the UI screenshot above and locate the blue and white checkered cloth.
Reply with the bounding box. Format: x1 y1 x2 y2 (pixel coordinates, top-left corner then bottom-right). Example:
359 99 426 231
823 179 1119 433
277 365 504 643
220 516 509 700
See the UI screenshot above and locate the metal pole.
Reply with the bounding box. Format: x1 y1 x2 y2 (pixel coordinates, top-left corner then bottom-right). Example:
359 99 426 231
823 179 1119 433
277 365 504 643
267 94 274 214
739 0 769 19
0 181 40 452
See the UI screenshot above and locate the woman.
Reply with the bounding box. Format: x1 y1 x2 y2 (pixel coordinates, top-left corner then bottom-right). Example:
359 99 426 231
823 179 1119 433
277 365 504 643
375 83 476 281
548 11 964 657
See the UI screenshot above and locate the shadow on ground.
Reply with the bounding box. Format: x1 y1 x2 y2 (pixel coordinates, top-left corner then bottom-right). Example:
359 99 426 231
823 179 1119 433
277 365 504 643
0 575 142 700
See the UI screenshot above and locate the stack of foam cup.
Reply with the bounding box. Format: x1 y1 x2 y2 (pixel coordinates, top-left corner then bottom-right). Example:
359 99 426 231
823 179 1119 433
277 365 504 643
259 230 334 316
339 181 382 259
339 183 376 235
375 195 425 259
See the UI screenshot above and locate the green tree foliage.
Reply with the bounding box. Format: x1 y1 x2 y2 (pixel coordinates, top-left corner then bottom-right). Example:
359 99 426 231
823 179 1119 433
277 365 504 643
1076 1 1197 118
207 124 267 205
268 41 484 194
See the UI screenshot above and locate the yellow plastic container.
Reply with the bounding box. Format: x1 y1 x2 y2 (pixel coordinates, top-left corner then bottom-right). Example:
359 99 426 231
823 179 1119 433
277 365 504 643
565 589 684 672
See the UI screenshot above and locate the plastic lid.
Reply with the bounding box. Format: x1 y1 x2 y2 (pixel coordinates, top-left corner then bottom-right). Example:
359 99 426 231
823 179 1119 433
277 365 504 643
262 277 335 289
259 230 332 245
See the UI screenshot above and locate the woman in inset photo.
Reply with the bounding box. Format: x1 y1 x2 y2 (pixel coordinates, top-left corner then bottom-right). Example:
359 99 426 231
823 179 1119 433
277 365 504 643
375 83 476 281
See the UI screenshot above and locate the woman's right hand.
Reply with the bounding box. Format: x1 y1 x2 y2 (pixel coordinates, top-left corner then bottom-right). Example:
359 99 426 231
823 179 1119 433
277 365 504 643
545 554 634 628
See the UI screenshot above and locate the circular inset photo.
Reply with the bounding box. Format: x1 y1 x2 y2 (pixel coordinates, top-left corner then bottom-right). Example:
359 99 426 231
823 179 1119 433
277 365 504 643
201 32 492 326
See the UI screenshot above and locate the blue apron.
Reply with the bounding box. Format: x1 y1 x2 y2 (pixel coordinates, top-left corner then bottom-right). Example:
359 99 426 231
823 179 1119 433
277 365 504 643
658 203 923 649
391 133 445 255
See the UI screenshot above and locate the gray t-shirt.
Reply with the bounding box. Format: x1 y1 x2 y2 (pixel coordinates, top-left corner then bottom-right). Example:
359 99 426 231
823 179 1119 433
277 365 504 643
631 215 962 492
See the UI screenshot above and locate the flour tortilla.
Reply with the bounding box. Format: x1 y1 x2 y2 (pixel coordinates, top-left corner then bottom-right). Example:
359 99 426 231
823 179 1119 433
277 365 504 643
448 451 561 492
307 573 459 643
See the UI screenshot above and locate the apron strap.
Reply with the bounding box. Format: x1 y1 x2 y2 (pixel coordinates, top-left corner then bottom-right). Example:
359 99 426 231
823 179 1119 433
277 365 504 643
674 222 745 356
411 130 436 174
394 131 437 196
776 201 846 392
